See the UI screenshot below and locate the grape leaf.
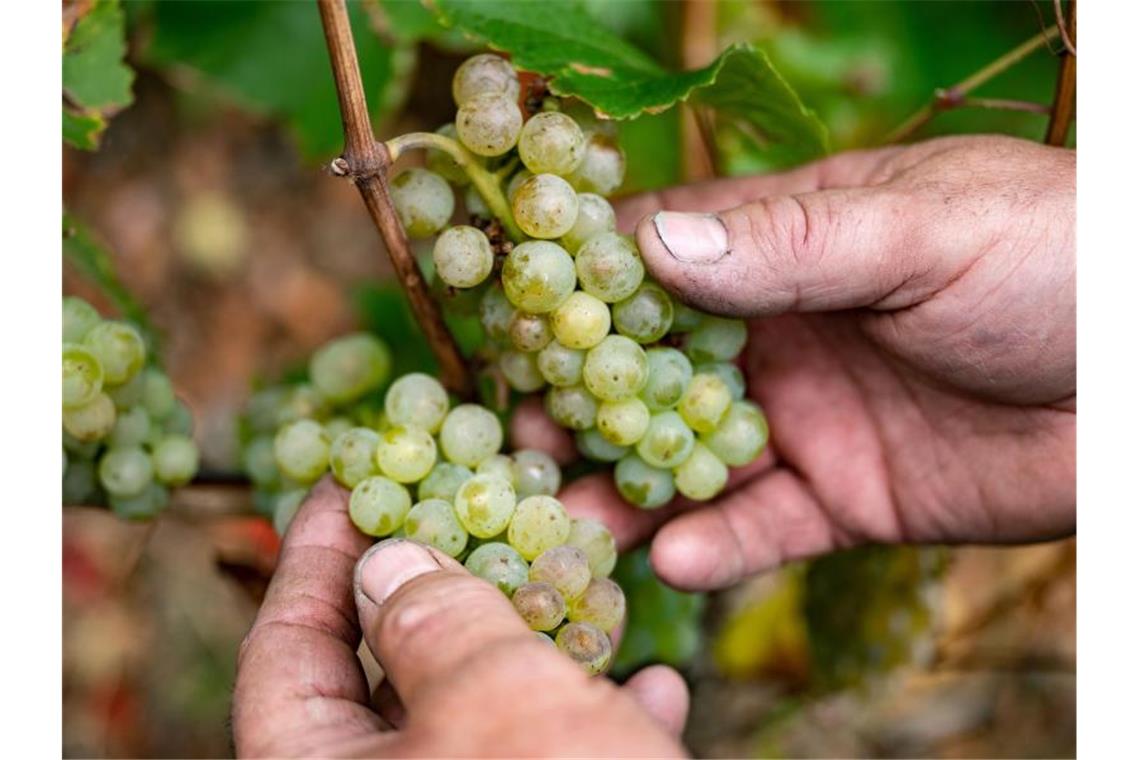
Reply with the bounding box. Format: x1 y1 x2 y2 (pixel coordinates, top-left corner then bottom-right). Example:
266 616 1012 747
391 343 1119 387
62 0 134 150
62 110 105 152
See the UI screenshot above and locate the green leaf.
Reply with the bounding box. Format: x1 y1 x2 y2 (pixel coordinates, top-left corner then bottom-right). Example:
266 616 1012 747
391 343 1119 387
62 0 134 150
62 109 105 151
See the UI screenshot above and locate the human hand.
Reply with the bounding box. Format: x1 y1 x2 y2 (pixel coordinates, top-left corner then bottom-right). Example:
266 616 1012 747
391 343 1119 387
232 477 688 757
513 134 1075 591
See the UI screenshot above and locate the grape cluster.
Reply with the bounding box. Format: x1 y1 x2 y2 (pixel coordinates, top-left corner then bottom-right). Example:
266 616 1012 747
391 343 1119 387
390 53 770 508
62 296 200 518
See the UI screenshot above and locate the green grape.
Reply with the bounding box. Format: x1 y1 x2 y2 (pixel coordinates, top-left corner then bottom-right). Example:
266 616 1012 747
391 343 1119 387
568 134 626 196
63 344 104 408
701 400 769 466
108 405 150 448
98 446 154 497
583 335 648 402
390 168 455 238
141 369 176 419
273 489 307 536
506 168 534 203
612 283 674 344
678 373 732 433
575 233 644 303
464 184 490 218
575 428 628 463
418 461 473 502
596 397 650 446
433 225 493 288
310 333 392 405
376 425 437 483
274 419 331 483
242 435 279 488
615 453 675 509
64 392 116 442
550 291 610 350
566 518 618 578
561 193 615 253
479 285 515 342
349 476 411 537
64 430 101 459
636 411 695 469
440 404 503 467
568 577 626 633
507 494 570 560
245 386 288 433
537 340 585 386
555 621 612 675
544 384 598 430
107 369 145 409
329 427 380 488
63 459 99 505
512 581 566 631
518 111 586 176
83 322 145 386
152 434 199 486
476 454 518 487
405 499 468 558
321 418 352 443
695 362 746 401
426 123 471 185
673 442 728 501
63 296 101 342
274 383 327 427
561 99 619 140
684 316 749 363
452 53 519 106
110 482 168 521
502 241 576 313
456 92 523 157
512 449 561 498
640 348 693 411
508 311 553 353
529 545 591 599
465 542 529 595
454 473 517 538
671 301 704 333
385 372 450 434
499 349 546 392
164 399 194 436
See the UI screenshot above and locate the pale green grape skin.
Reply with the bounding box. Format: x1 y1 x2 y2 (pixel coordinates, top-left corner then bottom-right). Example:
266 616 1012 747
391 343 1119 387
246 387 288 433
568 134 625 196
98 446 154 497
561 193 615 254
329 427 380 489
508 311 553 353
670 302 704 333
612 282 674 344
63 459 99 505
615 453 675 509
418 461 473 502
83 322 145 386
426 123 471 185
684 316 749 363
164 399 194 436
452 53 519 106
544 385 598 430
696 362 746 401
575 428 628 463
141 369 176 420
64 430 100 459
385 372 450 434
274 383 328 427
109 405 151 448
274 419 331 483
454 474 517 538
506 169 534 203
63 344 104 408
595 397 650 447
537 340 585 386
465 542 529 595
502 241 577 314
529 545 591 600
512 581 567 631
583 335 648 402
550 291 611 350
440 404 503 467
640 348 693 412
566 518 618 578
674 442 728 501
107 369 145 409
350 476 411 537
63 296 101 342
476 454 518 488
64 392 117 442
701 400 769 467
636 410 695 469
433 225 494 289
575 233 644 303
567 577 626 633
507 494 570 560
518 111 586 176
310 333 392 405
405 499 468 558
273 489 307 536
464 184 490 218
110 483 168 521
152 434 199 486
511 449 561 498
499 349 546 392
555 621 612 675
390 168 455 238
678 373 733 434
479 285 516 342
456 92 523 157
243 435 280 488
324 417 354 441
376 425 438 483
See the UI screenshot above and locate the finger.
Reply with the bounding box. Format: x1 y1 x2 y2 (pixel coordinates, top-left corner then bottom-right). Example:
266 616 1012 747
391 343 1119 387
232 477 386 757
621 665 690 737
508 395 577 465
370 679 406 730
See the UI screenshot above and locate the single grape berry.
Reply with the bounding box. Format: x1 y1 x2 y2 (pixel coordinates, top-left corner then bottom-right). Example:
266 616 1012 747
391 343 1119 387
499 350 546 392
376 425 438 483
83 322 145 386
512 581 566 632
637 410 696 469
456 93 523 157
568 133 626 196
390 168 455 238
502 241 577 314
404 499 469 558
537 340 585 387
518 111 586 176
550 291 611 350
544 384 599 430
433 225 494 289
575 232 644 303
567 577 626 633
507 494 570 561
349 476 411 537
417 461 473 502
99 446 154 498
529 545 591 600
640 348 693 412
63 344 104 409
151 434 199 487
511 449 561 498
583 335 649 402
596 397 651 447
385 372 450 434
452 53 519 106
310 333 392 405
615 452 675 509
612 282 674 344
565 518 618 578
673 442 729 501
701 400 769 466
575 428 629 463
678 373 733 434
555 621 612 675
63 296 102 343
561 193 615 254
466 542 529 595
439 404 503 467
274 419 331 483
454 473 517 538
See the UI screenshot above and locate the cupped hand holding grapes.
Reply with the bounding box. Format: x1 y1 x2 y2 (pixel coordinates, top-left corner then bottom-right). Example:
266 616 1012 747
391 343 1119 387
514 135 1075 591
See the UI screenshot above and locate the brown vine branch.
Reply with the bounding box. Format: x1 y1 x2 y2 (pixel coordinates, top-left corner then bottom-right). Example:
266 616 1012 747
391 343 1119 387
1045 0 1076 146
316 0 473 398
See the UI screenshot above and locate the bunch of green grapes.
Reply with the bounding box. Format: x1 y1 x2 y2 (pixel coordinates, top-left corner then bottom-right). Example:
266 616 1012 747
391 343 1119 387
62 296 199 519
389 53 770 509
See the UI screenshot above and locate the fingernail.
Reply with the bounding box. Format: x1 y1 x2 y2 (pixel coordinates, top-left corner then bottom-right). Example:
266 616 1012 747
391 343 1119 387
652 211 729 264
355 538 442 607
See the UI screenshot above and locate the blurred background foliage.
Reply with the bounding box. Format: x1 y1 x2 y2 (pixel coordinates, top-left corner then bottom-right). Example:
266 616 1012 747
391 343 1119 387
62 1 1075 757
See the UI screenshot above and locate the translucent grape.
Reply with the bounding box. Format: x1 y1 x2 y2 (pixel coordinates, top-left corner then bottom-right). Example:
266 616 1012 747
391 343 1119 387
568 577 626 632
674 442 728 501
274 419 331 483
98 446 154 497
701 400 769 466
502 241 576 313
426 123 471 185
329 427 380 488
636 410 695 469
499 349 546 392
165 399 194 436
242 435 279 488
464 184 489 218
512 173 580 239
671 302 704 332
640 348 693 411
479 285 515 342
152 434 199 486
506 168 534 203
107 369 145 409
83 322 145 385
141 369 176 420
63 296 101 343
324 417 354 441
508 311 553 353
615 453 675 509
274 383 328 427
555 621 612 675
568 134 625 196
63 344 103 408
452 53 519 106
544 384 598 430
245 386 288 433
695 361 746 401
108 407 151 451
390 168 455 238
507 494 570 560
63 459 98 505
512 449 561 498
310 333 392 405
384 372 450 434
512 581 566 631
583 335 648 402
550 291 610 350
566 518 618 578
595 397 650 447
518 111 586 176
376 425 437 483
433 225 494 289
575 428 629 463
476 454 518 488
456 92 523 157
561 193 615 254
350 476 411 537
536 340 585 386
417 461 473 502
273 489 306 536
612 282 674 344
678 373 732 433
575 232 644 303
439 404 503 467
465 542 529 595
454 474 516 538
529 545 591 600
110 483 168 521
405 499 468 558
63 392 116 442
561 100 619 140
684 316 749 363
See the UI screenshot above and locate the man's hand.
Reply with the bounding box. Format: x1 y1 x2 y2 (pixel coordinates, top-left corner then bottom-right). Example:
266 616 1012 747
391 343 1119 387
232 477 688 758
513 134 1076 591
